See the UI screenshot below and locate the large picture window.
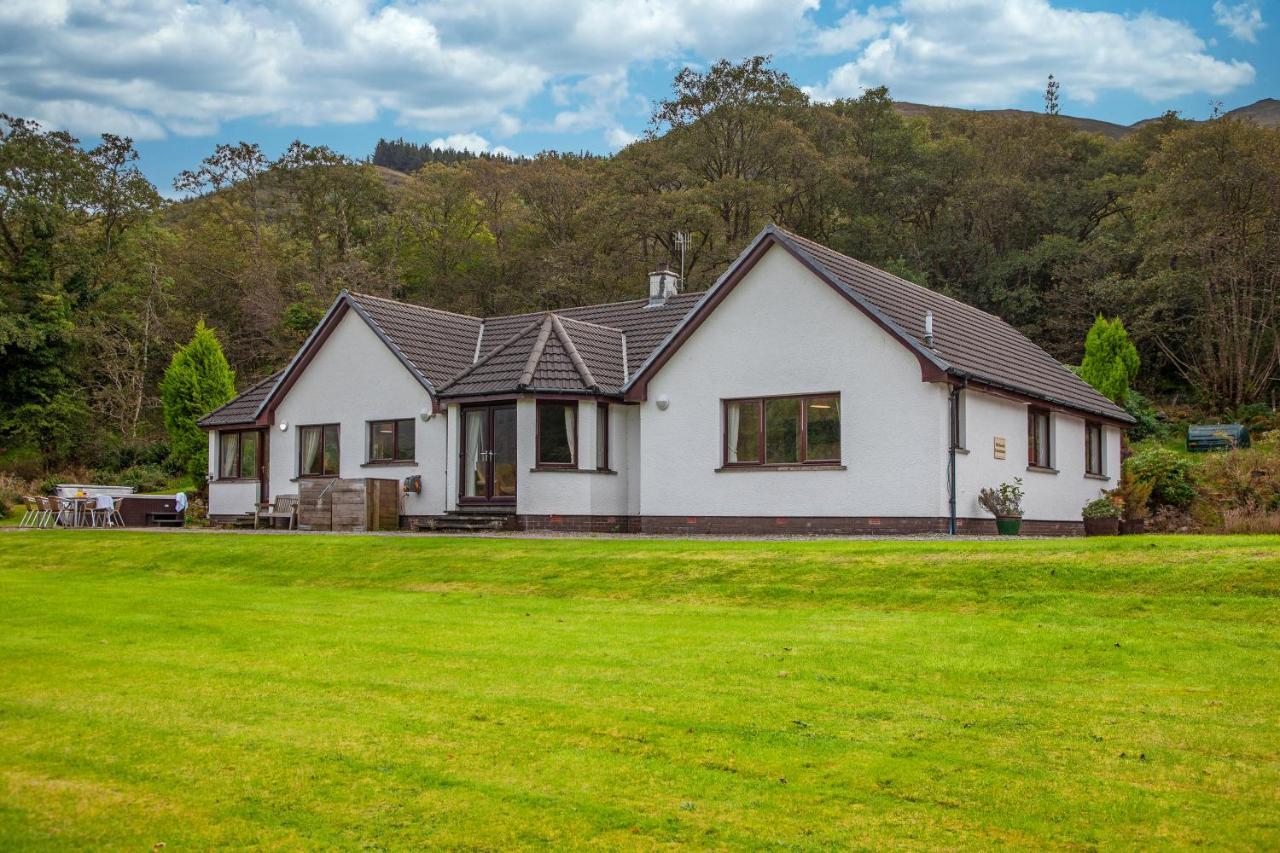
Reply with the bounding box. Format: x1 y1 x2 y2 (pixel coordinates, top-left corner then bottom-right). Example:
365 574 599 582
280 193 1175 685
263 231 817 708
299 424 340 477
218 430 259 479
1028 408 1052 469
368 419 415 463
723 394 841 466
537 401 577 467
1085 421 1105 476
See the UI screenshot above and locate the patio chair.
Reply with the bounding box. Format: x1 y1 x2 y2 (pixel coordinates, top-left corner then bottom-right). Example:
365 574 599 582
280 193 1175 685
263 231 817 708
18 496 40 528
88 494 125 528
254 495 299 530
35 496 58 528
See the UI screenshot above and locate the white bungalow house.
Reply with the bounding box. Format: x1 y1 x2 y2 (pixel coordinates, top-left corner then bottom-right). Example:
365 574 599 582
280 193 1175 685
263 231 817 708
200 225 1132 534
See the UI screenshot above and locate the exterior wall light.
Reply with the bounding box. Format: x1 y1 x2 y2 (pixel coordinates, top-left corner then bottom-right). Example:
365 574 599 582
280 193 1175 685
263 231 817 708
656 396 670 411
278 421 289 431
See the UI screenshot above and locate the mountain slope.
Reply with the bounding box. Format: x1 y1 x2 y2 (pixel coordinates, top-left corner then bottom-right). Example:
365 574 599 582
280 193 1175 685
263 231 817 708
892 98 1278 138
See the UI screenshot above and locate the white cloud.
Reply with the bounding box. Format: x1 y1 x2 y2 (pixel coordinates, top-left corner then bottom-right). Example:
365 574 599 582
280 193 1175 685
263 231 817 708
811 5 893 55
806 0 1255 107
427 132 515 157
605 126 638 149
0 0 815 144
1213 1 1266 44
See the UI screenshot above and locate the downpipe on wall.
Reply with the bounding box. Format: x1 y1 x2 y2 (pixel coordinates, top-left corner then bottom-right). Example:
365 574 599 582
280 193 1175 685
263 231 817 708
947 379 966 536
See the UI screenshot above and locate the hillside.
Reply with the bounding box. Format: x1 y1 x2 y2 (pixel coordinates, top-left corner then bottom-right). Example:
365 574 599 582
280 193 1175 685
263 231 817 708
893 97 1279 139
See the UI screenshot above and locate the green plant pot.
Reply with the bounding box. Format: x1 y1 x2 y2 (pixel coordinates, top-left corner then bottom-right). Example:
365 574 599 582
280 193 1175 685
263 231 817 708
995 516 1022 536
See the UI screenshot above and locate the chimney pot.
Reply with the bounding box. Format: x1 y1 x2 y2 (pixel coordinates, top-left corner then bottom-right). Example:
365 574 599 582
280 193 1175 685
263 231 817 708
924 311 935 348
648 264 681 306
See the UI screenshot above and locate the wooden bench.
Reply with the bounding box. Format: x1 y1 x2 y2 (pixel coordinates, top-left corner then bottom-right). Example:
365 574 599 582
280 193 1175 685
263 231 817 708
254 495 299 530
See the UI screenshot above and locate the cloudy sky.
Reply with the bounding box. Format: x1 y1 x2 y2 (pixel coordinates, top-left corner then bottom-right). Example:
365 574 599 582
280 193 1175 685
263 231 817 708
1 0 1273 189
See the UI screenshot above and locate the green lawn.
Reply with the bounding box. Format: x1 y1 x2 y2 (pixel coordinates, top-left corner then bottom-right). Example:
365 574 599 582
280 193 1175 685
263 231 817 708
1 532 1278 849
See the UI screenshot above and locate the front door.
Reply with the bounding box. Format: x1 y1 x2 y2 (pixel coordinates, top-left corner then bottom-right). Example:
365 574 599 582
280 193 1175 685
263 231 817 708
460 404 517 504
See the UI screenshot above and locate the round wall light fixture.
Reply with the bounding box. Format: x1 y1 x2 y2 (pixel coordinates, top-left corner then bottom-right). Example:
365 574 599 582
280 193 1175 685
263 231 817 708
656 396 670 411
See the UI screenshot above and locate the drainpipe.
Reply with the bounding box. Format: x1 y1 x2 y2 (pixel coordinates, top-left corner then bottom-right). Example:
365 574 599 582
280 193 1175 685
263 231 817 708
947 378 967 536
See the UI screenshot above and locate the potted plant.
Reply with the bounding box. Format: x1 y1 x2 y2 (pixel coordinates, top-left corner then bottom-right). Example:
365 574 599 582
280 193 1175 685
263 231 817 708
1082 496 1122 536
1113 467 1152 535
978 477 1024 535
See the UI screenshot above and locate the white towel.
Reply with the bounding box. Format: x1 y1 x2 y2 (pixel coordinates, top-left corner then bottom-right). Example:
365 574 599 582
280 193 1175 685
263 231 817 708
95 494 113 511
175 492 188 512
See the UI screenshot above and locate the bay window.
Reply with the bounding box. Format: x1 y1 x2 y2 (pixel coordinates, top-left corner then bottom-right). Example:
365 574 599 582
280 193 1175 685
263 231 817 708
596 403 609 470
218 430 259 479
537 401 577 467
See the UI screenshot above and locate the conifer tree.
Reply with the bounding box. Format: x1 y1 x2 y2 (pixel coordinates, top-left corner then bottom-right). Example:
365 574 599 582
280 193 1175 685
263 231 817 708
160 321 235 487
1079 316 1139 404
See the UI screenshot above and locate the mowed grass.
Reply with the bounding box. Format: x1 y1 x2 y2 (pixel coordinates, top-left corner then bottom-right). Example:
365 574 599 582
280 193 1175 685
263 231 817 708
1 532 1278 849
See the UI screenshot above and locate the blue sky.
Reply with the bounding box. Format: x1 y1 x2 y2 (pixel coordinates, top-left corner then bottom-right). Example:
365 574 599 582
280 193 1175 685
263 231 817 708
0 0 1273 191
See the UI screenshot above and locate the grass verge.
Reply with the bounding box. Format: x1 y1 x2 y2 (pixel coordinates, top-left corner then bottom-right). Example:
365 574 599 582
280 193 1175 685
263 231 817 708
1 531 1277 848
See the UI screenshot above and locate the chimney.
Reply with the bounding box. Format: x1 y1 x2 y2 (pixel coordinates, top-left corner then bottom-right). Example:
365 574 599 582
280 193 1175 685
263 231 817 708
924 311 934 348
648 262 681 307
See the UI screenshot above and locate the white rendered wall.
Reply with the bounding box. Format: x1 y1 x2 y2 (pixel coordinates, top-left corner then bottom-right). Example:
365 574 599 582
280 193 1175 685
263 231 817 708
267 310 447 516
637 244 950 518
954 389 1121 521
513 398 629 517
206 430 261 515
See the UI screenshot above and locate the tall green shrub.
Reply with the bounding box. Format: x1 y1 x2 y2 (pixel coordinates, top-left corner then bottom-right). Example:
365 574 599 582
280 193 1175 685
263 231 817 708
160 321 235 487
1079 316 1139 404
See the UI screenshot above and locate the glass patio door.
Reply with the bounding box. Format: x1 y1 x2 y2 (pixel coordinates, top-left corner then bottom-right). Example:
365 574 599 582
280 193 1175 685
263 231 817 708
460 404 516 504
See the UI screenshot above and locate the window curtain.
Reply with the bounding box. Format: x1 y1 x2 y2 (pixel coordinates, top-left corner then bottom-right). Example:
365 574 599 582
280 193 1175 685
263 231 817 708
220 433 238 478
466 413 484 494
301 427 321 475
564 405 576 465
726 404 740 463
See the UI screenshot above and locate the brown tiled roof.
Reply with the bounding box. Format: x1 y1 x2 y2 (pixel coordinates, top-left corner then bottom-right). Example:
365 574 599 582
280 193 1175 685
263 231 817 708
197 371 283 427
770 228 1132 422
346 292 482 387
480 292 703 377
439 313 628 397
207 226 1130 429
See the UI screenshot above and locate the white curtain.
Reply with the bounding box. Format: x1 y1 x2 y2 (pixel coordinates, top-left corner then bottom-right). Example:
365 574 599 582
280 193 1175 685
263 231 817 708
564 406 576 465
726 404 740 463
465 413 484 495
220 434 238 478
301 428 321 475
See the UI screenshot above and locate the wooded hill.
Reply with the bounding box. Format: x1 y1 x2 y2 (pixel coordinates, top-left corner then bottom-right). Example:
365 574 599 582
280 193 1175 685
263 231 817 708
2 57 1278 475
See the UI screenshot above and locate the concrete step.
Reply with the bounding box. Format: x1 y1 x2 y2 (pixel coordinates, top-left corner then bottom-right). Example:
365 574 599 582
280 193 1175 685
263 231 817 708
414 514 515 532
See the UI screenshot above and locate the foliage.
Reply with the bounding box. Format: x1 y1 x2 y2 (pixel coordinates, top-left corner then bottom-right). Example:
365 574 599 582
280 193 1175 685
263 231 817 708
1194 444 1280 516
1125 446 1197 509
0 472 28 518
1082 495 1122 519
1122 388 1164 442
1130 117 1280 408
1079 315 1139 404
372 137 523 173
88 463 171 494
978 477 1025 517
1111 465 1154 521
159 321 235 487
3 57 1280 477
